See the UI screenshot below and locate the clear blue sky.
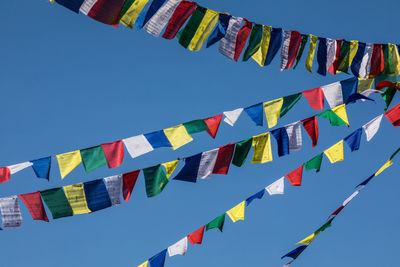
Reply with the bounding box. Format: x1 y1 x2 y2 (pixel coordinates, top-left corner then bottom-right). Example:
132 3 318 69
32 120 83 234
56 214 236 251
1 0 399 266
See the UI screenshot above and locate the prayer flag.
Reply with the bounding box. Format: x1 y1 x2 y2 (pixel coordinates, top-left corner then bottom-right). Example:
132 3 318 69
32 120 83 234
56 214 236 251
162 160 179 178
63 183 91 215
0 167 10 184
8 162 33 175
385 103 400 127
0 196 22 229
178 6 207 49
234 19 253 61
56 150 82 179
244 103 263 126
359 43 374 78
301 116 319 147
317 106 348 127
305 153 323 172
168 237 188 257
324 140 344 163
252 25 272 67
297 232 318 245
213 143 235 175
351 42 366 77
263 98 284 128
251 132 272 164
271 128 289 157
344 128 362 152
390 43 400 74
40 188 73 219
337 40 359 73
369 44 384 78
206 213 225 232
19 191 49 222
138 261 149 267
183 120 209 134
281 245 307 260
54 0 85 13
206 13 231 48
142 0 168 28
245 189 265 206
83 179 112 212
383 44 396 75
340 77 359 103
356 174 375 189
80 0 100 15
104 175 122 205
87 0 125 26
285 165 303 186
264 28 282 66
219 16 243 60
375 160 393 176
226 201 245 222
162 0 197 39
362 114 383 141
120 0 150 28
188 9 219 51
122 170 141 202
163 125 193 150
321 81 343 108
101 140 125 169
285 121 302 152
329 39 342 74
302 87 324 110
31 156 51 180
144 130 172 148
316 37 327 76
265 177 284 195
280 31 302 70
80 146 107 173
325 38 337 74
293 34 308 69
223 108 243 126
204 114 223 139
280 93 302 118
123 134 154 158
149 249 167 267
305 34 318 73
232 138 253 167
242 24 263 62
143 165 169 197
187 226 205 245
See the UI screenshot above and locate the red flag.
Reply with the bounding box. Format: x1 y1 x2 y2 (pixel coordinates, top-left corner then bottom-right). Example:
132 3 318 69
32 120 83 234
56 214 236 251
385 103 400 127
302 87 325 110
328 206 345 219
301 116 319 147
19 191 49 222
285 31 302 69
204 114 223 139
368 44 384 78
162 1 197 40
375 81 400 91
285 165 304 186
122 170 141 202
329 39 342 74
0 167 10 184
88 0 125 26
213 143 235 175
187 225 205 245
101 140 125 169
234 19 253 62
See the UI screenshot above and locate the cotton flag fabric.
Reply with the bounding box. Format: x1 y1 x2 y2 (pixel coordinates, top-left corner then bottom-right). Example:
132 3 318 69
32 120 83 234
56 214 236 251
226 201 245 222
385 103 400 127
219 16 243 60
40 188 73 219
31 157 51 180
252 25 272 67
375 160 393 176
104 175 122 205
285 121 302 152
223 108 243 126
162 160 179 178
163 125 193 150
138 261 149 267
83 179 112 212
266 177 285 195
183 120 208 134
264 28 282 66
280 93 302 118
281 31 302 70
162 1 197 39
206 213 225 232
144 130 172 148
362 114 383 141
324 140 344 164
63 183 91 215
188 9 219 51
302 87 324 110
325 38 337 73
213 143 235 175
245 189 265 206
204 114 223 139
80 146 107 173
244 103 263 126
141 0 169 29
304 153 323 172
178 6 207 49
0 196 22 229
242 23 263 62
293 34 308 69
8 162 33 175
206 13 231 48
86 0 125 26
143 165 169 197
301 116 319 147
321 81 344 108
168 237 188 257
56 150 82 179
187 226 205 245
142 0 181 37
351 42 366 77
101 140 125 169
122 170 140 202
359 43 374 78
285 165 303 186
232 138 253 167
263 98 284 128
251 132 272 164
19 192 49 222
120 0 150 28
80 0 98 15
271 128 290 157
369 44 384 78
0 167 10 184
305 34 318 73
344 128 362 152
281 245 307 260
123 134 154 159
148 249 167 267
234 19 253 61
330 104 350 126
316 37 328 76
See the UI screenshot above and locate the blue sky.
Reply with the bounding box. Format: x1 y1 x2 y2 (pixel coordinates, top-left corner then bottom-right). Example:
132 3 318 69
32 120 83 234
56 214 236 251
1 0 399 266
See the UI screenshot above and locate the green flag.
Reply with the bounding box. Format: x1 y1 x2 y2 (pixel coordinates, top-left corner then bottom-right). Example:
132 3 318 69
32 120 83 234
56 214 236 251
337 40 351 73
232 138 253 167
315 217 334 235
382 44 396 75
280 93 302 118
304 153 323 172
206 213 226 232
120 0 136 18
242 24 263 62
317 110 346 126
183 120 209 134
178 6 207 48
41 188 73 219
293 34 309 69
143 165 169 198
80 146 107 173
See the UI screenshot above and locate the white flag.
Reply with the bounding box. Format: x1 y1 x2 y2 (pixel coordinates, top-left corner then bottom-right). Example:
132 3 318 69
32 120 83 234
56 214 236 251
0 196 22 229
343 190 360 206
280 30 291 70
123 134 154 159
326 38 337 71
359 43 374 79
265 177 285 195
104 175 122 206
362 114 383 141
223 108 244 126
219 17 243 60
285 121 302 152
168 237 188 257
143 0 182 37
7 162 33 175
197 149 219 179
321 81 343 108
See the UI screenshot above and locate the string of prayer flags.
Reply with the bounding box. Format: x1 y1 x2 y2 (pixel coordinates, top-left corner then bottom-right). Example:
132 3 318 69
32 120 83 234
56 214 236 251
143 165 169 197
101 140 125 169
40 188 74 219
162 1 197 39
18 192 49 222
56 150 82 179
265 177 285 195
83 179 112 212
324 140 344 164
187 226 205 245
251 132 272 164
63 183 91 215
103 175 122 205
31 157 52 180
0 196 23 229
285 165 304 186
168 237 188 257
206 213 225 232
226 201 245 222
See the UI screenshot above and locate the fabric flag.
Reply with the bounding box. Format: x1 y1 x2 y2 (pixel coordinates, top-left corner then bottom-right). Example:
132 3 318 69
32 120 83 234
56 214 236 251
223 108 243 126
0 196 22 229
331 39 343 73
337 40 359 73
263 98 284 128
144 130 172 148
143 165 169 197
317 105 348 127
244 103 263 126
56 150 82 179
280 93 302 118
383 44 397 75
385 103 400 127
40 188 73 219
245 189 265 206
122 170 140 202
375 160 393 176
305 34 318 73
285 165 303 186
293 34 309 69
280 31 302 70
138 261 148 267
19 192 49 222
178 6 207 49
226 201 245 222
359 43 374 79
301 116 319 147
356 174 375 189
7 162 33 175
341 77 359 103
351 42 366 77
321 81 343 108
233 19 253 61
104 175 122 205
183 120 209 134
53 0 85 13
188 9 219 51
123 134 154 159
390 43 400 74
0 167 10 184
206 213 225 232
120 0 150 28
168 237 188 257
31 157 51 180
141 0 168 28
281 245 307 260
252 25 272 67
304 153 323 172
357 78 374 93
242 23 263 62
324 140 344 163
80 146 107 173
187 226 205 245
266 177 285 195
362 114 383 141
271 128 290 157
101 140 125 169
298 218 333 245
325 38 337 73
149 249 167 267
302 87 324 110
285 121 302 152
344 128 362 152
213 143 235 175
369 44 384 78
316 37 328 76
204 114 223 139
232 138 253 167
83 179 112 212
206 13 231 48
87 0 125 26
251 132 272 164
163 125 193 150
264 28 283 66
218 16 243 60
63 183 91 215
162 160 179 178
192 148 219 179
80 0 99 15
162 0 197 39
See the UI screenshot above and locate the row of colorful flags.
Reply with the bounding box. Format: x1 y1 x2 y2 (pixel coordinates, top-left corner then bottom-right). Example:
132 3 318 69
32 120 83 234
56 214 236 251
1 77 391 185
49 0 400 78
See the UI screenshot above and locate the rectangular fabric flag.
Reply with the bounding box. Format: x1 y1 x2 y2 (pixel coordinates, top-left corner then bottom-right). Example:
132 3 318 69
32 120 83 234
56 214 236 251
285 165 304 186
280 93 302 118
83 179 112 212
305 34 318 73
163 125 193 150
168 237 188 257
86 0 125 26
232 138 253 167
280 31 302 70
234 19 253 62
263 98 283 128
101 140 125 169
178 6 207 49
18 191 49 222
317 37 328 76
141 0 169 28
188 9 219 51
226 201 245 222
285 121 302 152
120 0 150 28
183 120 209 134
204 114 223 139
143 165 169 197
344 128 362 151
56 150 82 179
103 175 122 205
0 196 22 229
317 105 348 126
144 130 172 148
80 0 98 14
8 162 33 175
80 146 107 173
187 226 205 245
123 134 154 159
219 16 243 60
375 160 393 176
148 249 167 267
223 108 243 126
324 140 344 163
212 143 235 175
242 23 263 62
122 170 141 202
265 177 285 195
0 167 10 184
271 128 290 157
206 213 225 232
304 153 323 172
264 28 282 65
359 43 374 78
244 103 263 126
162 0 197 39
40 188 73 219
302 87 325 110
385 103 400 127
301 116 319 147
63 183 91 215
251 132 272 164
31 157 51 180
245 189 265 206
321 81 344 108
53 0 85 13
252 25 272 67
362 114 383 141
162 160 179 178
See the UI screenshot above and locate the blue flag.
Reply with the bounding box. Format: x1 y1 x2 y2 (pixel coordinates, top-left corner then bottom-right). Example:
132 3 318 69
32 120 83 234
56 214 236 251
206 14 231 48
54 0 85 13
340 77 359 103
149 249 167 267
142 0 168 28
351 42 366 77
245 189 266 206
281 245 308 260
83 179 112 212
244 103 263 126
271 128 290 157
344 128 362 152
316 38 327 76
345 93 374 104
173 153 202 183
356 174 375 189
31 157 52 180
144 130 172 148
264 28 282 66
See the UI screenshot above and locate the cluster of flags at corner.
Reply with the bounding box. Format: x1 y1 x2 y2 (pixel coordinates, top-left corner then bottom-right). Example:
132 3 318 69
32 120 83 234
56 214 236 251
50 0 400 78
1 77 392 185
281 147 400 267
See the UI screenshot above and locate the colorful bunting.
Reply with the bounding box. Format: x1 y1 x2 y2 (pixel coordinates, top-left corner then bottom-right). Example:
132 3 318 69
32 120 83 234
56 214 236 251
63 183 91 215
162 0 197 39
265 177 284 195
168 237 188 257
143 165 169 197
187 226 205 245
122 170 141 202
0 196 22 229
223 108 243 126
31 157 51 180
18 191 49 222
324 140 344 164
40 188 74 219
263 98 283 128
285 165 303 186
233 19 253 61
226 201 245 222
163 125 193 150
101 140 125 168
251 132 272 164
206 213 225 232
83 179 112 212
123 134 154 159
56 150 82 179
344 128 362 152
80 145 107 173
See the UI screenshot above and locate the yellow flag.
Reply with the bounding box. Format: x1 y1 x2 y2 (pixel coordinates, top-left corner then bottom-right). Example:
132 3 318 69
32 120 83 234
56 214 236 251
56 150 82 179
305 34 318 73
389 43 400 75
252 26 272 67
375 160 393 176
120 0 150 29
63 183 91 215
331 104 349 126
263 98 283 128
226 201 245 223
138 261 149 267
349 41 359 65
324 140 344 164
297 232 319 245
163 125 193 150
251 132 273 164
189 10 219 51
357 78 373 93
49 0 55 3
162 160 180 178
